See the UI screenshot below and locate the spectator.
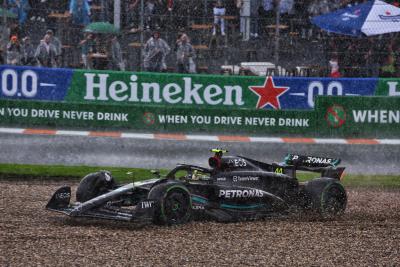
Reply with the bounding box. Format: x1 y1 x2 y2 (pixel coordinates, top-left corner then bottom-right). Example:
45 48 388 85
69 0 91 26
35 34 57 67
380 55 396 77
6 35 22 65
144 0 157 30
380 45 396 78
279 0 294 17
46 29 62 67
237 0 250 41
143 31 170 72
176 33 195 73
125 0 139 29
8 0 30 26
262 0 274 16
359 37 378 77
213 0 226 36
308 0 331 16
29 0 47 22
154 0 173 30
21 36 36 66
79 32 95 69
329 54 341 78
258 0 295 23
0 24 11 50
250 0 261 38
108 35 125 71
167 0 173 11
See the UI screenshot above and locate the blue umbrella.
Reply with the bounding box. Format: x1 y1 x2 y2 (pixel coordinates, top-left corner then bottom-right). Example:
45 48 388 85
311 0 400 36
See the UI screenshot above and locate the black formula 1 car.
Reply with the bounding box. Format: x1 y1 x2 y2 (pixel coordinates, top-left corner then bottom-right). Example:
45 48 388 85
46 152 347 225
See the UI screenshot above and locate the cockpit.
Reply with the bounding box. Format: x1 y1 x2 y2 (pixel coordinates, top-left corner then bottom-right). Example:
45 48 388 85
166 164 212 182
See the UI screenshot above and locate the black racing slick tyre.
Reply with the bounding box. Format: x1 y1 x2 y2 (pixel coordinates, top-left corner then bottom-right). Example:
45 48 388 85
148 182 192 225
304 178 347 219
76 171 116 202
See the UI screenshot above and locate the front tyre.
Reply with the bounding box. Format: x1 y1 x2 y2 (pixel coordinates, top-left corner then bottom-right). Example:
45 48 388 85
305 178 347 219
76 171 116 202
148 182 192 225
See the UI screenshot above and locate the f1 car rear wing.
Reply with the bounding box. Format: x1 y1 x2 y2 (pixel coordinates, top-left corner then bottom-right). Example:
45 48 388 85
284 154 340 168
283 154 345 180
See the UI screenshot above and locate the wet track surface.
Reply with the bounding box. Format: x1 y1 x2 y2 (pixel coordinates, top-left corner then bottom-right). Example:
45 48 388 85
1 180 399 266
1 133 400 174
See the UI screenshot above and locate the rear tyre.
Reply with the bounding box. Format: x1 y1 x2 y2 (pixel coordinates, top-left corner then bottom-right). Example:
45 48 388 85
148 182 192 225
76 171 115 202
305 178 347 219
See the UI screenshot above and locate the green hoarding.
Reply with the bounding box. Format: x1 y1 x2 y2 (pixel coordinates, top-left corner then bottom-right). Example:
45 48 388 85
67 70 263 109
0 99 315 135
316 96 400 138
65 69 378 111
1 96 399 137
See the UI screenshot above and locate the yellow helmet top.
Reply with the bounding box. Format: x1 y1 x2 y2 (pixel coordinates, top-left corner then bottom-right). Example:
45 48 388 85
210 148 228 154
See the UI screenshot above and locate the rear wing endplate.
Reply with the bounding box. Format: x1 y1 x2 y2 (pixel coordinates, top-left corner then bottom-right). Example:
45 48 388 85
284 154 340 168
283 154 345 180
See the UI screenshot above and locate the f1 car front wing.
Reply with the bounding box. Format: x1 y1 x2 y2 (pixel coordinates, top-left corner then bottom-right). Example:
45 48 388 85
46 184 156 222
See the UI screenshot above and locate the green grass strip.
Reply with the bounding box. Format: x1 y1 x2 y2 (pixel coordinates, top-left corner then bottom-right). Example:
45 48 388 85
0 163 161 182
0 163 398 187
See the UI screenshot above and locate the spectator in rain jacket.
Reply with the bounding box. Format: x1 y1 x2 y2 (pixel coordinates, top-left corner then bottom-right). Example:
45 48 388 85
46 29 62 67
21 36 36 66
108 35 125 71
35 34 58 68
69 0 91 26
176 34 195 73
8 0 30 25
143 31 171 72
6 35 22 65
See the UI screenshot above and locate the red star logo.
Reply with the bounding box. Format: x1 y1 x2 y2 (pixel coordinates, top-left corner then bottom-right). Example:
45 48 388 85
248 76 289 110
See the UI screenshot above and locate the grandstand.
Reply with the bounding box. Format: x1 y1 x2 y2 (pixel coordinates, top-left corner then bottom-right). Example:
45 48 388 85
1 0 399 77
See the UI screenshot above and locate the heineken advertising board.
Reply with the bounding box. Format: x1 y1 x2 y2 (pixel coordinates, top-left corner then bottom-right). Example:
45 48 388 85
2 65 397 110
1 96 398 137
0 99 315 135
317 96 400 137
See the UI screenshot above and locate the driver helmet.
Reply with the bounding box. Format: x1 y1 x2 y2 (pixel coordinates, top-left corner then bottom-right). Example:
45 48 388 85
209 148 228 169
211 148 227 158
191 170 199 180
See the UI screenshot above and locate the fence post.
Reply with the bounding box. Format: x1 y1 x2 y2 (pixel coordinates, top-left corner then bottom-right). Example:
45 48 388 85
2 0 8 63
274 0 281 69
114 0 121 29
